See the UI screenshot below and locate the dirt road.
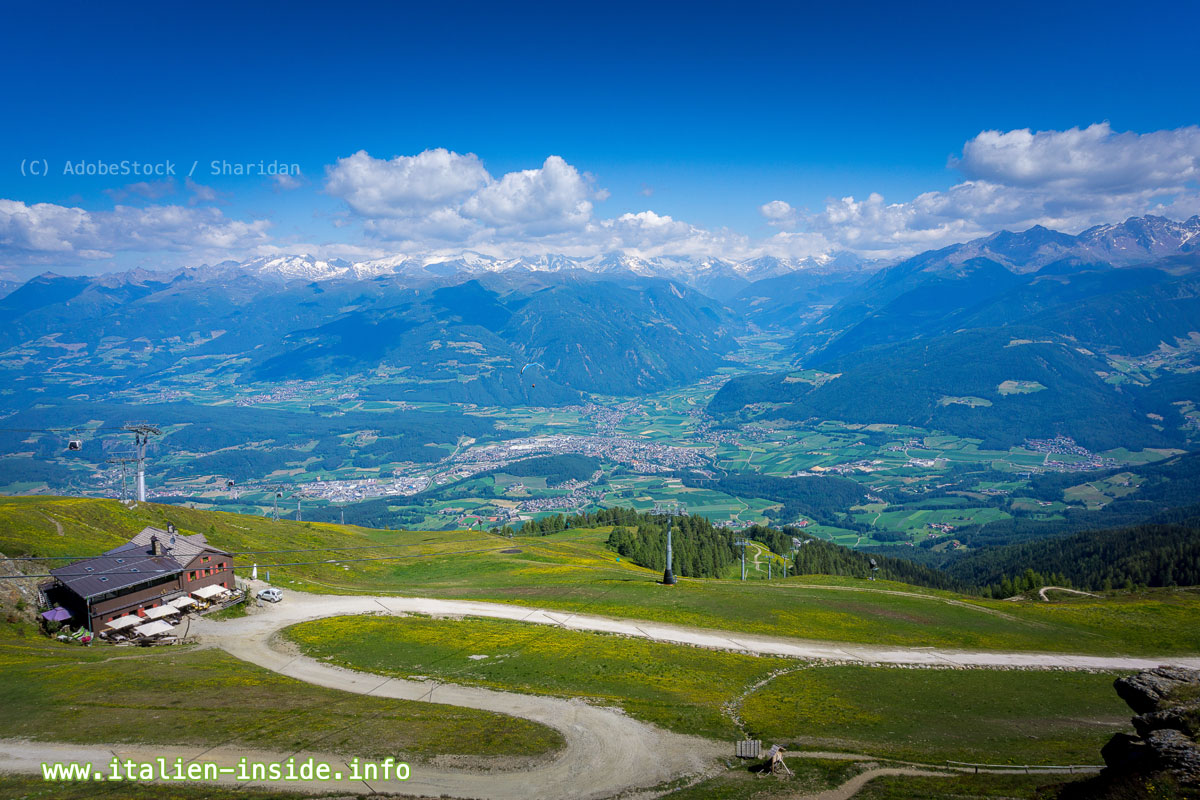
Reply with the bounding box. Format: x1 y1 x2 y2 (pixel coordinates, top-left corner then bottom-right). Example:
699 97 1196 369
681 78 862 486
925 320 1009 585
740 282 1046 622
1038 585 1100 601
184 599 722 798
796 767 946 800
207 589 1200 671
4 588 1196 798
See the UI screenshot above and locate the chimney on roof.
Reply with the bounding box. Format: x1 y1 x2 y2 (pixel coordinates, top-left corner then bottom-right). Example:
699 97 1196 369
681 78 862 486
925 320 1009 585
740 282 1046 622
150 535 161 556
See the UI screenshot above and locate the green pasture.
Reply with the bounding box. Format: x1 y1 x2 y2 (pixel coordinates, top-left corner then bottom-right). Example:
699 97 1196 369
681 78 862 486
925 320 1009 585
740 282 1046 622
5 497 1200 656
741 665 1126 765
0 623 560 762
286 615 1130 766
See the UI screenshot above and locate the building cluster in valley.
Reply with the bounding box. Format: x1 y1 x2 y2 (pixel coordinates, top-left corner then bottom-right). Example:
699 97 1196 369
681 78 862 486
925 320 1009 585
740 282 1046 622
235 382 359 407
298 433 710 505
574 401 644 436
1023 435 1120 471
462 434 709 473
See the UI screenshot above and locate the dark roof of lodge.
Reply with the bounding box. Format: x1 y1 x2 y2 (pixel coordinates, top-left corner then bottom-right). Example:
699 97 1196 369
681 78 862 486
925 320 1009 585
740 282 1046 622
50 527 229 601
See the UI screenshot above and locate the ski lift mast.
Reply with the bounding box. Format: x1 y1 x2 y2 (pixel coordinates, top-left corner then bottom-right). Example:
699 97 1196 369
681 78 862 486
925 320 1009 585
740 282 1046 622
121 424 161 503
734 538 750 581
654 502 686 586
105 457 137 503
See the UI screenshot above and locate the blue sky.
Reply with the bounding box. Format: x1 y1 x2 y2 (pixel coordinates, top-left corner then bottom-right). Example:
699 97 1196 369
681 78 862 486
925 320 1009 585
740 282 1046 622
2 0 1198 277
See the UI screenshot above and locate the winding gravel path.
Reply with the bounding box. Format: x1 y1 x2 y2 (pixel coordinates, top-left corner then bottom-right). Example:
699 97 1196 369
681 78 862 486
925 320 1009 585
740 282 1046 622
188 598 722 799
796 767 946 800
4 588 1197 798
212 589 1200 671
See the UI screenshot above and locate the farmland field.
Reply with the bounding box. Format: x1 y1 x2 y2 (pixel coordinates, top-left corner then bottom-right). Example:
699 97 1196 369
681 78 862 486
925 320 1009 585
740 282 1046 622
4 330 1185 547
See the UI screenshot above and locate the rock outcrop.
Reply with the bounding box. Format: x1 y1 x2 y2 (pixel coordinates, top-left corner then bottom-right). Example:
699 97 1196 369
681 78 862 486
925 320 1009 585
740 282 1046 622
1103 666 1200 789
1115 667 1200 715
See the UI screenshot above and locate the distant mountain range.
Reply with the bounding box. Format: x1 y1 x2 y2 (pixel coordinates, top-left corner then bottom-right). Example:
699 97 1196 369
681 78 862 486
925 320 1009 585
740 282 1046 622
0 268 742 402
3 214 1199 449
709 216 1200 450
910 214 1200 274
213 250 871 296
788 215 1200 364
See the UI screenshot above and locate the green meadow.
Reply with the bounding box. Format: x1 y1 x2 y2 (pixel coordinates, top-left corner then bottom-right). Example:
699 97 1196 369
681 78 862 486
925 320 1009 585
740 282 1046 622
0 621 561 762
286 614 1128 765
4 497 1200 656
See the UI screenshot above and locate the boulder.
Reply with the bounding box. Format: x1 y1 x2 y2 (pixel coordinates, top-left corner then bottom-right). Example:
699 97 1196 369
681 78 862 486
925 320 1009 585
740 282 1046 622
1101 732 1154 774
1145 728 1200 787
1114 666 1200 714
1133 701 1200 739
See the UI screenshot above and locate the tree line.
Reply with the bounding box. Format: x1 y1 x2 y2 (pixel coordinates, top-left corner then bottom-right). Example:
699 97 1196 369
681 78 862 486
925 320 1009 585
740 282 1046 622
502 500 1200 596
947 518 1200 595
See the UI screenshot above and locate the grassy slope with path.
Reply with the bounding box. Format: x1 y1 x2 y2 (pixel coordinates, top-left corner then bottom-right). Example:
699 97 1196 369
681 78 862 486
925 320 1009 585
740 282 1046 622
739 665 1126 765
285 614 1129 765
0 621 561 762
4 496 1200 655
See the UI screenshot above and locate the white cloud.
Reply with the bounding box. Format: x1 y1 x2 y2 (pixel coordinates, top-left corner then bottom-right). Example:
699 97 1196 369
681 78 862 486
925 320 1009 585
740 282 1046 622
0 199 102 254
363 207 480 242
759 200 798 228
325 148 490 218
271 172 304 191
185 177 230 206
788 124 1200 258
954 123 1200 192
8 125 1200 277
461 156 593 235
587 211 753 259
0 199 271 267
325 150 605 243
761 230 836 260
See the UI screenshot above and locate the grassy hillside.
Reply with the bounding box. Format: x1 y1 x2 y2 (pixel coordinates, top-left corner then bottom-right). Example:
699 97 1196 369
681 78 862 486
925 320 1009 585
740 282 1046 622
0 619 560 763
4 497 1200 655
287 614 1127 765
740 664 1125 764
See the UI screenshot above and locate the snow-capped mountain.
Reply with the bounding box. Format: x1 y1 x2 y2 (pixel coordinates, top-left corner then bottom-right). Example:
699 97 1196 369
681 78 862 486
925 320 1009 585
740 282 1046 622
237 254 354 281
940 215 1200 273
82 215 1200 295
1077 215 1200 262
221 249 873 295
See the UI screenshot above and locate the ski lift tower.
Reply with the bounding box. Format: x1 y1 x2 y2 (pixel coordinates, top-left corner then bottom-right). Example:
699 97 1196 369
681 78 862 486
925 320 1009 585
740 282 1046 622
122 424 161 503
106 457 137 503
734 537 750 581
654 502 686 586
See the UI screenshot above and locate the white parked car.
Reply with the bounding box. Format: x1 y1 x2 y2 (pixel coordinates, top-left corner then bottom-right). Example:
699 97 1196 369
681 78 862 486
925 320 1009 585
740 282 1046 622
257 588 283 603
